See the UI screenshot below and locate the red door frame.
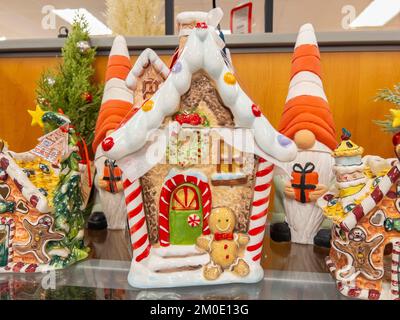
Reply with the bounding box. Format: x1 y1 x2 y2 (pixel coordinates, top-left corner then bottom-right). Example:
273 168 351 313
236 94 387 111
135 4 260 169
159 174 211 247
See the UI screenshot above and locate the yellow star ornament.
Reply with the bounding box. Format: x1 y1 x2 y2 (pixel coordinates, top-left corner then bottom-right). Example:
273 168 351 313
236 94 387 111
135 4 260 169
28 105 45 128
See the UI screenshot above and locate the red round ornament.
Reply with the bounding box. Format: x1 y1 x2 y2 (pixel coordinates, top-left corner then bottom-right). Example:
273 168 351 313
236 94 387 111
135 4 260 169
393 132 400 146
251 104 261 117
102 137 114 151
82 92 93 103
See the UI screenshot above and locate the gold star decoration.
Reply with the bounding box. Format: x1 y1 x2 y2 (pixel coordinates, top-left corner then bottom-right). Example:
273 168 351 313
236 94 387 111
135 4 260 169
390 109 400 128
27 105 45 128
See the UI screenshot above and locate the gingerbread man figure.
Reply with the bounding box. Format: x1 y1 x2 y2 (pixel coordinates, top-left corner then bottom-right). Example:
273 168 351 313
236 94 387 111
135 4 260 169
15 215 64 264
333 227 384 281
196 207 250 280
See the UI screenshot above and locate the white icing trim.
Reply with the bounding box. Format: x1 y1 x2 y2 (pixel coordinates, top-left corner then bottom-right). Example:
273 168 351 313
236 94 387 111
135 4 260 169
125 48 169 91
0 151 50 213
103 27 297 163
176 11 208 24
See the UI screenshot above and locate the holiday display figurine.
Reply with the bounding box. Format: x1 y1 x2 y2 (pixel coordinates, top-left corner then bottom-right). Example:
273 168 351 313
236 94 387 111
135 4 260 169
319 128 400 300
0 109 89 273
98 8 297 289
271 23 336 247
90 34 169 230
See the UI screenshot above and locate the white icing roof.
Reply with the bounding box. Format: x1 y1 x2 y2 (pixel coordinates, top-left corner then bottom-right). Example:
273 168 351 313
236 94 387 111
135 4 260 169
125 48 170 91
101 27 297 163
176 11 208 24
0 148 50 213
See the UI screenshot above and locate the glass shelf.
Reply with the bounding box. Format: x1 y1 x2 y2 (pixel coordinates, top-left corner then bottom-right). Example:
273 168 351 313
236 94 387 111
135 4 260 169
0 229 350 300
0 259 348 300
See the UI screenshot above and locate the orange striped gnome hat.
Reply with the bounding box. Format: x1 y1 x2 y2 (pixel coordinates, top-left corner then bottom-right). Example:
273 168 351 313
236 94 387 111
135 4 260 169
278 23 337 151
92 36 135 153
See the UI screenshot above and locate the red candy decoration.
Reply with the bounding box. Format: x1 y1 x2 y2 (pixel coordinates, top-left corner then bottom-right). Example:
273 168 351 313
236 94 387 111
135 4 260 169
102 137 114 151
30 195 38 208
175 113 203 126
393 131 400 146
251 104 261 117
82 92 93 103
196 22 208 29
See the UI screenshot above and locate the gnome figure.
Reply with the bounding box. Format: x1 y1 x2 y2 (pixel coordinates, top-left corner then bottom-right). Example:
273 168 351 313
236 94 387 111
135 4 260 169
89 36 136 230
271 24 337 247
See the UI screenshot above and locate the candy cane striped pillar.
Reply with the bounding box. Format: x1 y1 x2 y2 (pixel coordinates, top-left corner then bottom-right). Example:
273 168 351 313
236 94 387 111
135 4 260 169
123 179 151 262
245 158 274 262
340 162 400 232
391 240 400 299
0 217 15 267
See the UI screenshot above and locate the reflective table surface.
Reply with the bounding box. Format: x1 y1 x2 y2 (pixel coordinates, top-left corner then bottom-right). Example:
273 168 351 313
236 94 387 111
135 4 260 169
0 228 349 300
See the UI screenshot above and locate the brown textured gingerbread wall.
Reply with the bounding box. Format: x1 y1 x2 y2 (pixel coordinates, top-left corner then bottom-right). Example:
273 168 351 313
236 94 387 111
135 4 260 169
141 163 256 244
179 71 234 127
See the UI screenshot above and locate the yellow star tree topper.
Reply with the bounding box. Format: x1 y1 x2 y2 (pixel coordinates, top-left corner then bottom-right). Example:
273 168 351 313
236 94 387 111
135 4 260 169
28 105 45 128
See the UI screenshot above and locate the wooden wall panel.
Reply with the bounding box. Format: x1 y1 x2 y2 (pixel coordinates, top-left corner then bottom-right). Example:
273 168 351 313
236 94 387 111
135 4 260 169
1 51 400 159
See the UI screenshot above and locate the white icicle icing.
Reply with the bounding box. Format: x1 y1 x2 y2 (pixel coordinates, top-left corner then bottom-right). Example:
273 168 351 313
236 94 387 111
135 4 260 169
102 26 297 163
126 48 169 91
0 151 50 213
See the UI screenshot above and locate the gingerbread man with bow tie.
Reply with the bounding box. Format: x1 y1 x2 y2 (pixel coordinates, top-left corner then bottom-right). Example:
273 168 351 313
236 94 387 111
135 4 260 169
196 207 250 280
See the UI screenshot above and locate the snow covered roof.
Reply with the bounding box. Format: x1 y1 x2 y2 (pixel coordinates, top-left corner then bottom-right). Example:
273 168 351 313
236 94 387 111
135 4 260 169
125 48 169 91
100 20 297 163
176 11 208 25
0 146 50 213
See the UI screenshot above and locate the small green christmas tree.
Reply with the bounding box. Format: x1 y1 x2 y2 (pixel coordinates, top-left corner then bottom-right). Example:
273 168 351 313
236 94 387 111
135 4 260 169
36 15 102 150
375 83 400 133
41 112 90 269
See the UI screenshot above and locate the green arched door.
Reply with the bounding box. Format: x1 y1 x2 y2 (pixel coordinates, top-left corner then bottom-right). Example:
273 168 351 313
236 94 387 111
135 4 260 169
169 183 203 245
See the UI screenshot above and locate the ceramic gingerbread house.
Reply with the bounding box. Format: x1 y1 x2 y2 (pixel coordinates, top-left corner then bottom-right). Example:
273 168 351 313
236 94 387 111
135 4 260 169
98 8 297 288
0 111 89 273
318 129 400 300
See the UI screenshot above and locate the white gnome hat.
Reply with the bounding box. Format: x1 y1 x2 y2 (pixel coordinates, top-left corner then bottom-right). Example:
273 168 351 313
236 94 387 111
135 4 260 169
92 35 134 152
278 23 337 151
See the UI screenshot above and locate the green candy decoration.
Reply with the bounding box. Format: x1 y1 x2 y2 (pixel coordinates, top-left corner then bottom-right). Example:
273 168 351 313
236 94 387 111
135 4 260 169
384 218 400 233
0 200 15 214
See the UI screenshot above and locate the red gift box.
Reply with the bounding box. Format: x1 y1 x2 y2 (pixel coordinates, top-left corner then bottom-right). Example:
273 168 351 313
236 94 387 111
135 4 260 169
291 162 319 203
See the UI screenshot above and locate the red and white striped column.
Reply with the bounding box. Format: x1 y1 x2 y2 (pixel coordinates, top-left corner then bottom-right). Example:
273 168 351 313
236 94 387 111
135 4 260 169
123 179 151 263
245 158 274 262
0 217 15 266
391 240 400 299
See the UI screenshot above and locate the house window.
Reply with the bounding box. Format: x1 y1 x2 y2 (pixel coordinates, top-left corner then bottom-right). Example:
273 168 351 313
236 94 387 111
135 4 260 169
142 79 160 100
212 140 248 186
171 185 200 211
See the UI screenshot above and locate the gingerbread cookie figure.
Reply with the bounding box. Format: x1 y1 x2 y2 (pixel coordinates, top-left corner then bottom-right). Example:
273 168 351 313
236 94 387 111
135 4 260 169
15 215 64 264
333 227 384 282
196 207 250 280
